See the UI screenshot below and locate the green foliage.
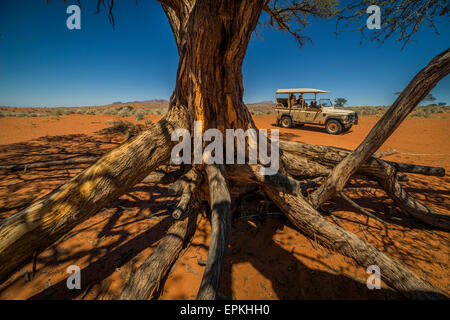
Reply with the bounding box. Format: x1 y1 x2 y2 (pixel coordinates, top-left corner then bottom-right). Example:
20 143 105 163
337 0 448 47
118 109 131 117
261 0 338 46
134 109 146 121
102 108 118 115
117 105 134 112
348 104 449 118
334 98 347 107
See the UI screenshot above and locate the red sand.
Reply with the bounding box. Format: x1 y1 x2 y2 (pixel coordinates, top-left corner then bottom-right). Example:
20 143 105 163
0 113 448 299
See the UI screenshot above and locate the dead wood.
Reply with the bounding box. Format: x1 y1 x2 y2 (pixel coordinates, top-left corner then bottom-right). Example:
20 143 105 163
264 184 446 299
309 49 450 208
116 206 200 300
197 164 232 300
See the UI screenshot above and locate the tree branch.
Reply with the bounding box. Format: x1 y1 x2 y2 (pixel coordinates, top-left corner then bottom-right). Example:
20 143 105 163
264 184 446 299
197 164 231 300
309 49 450 208
116 204 201 300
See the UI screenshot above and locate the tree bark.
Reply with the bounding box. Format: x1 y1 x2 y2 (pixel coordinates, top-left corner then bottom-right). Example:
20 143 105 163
0 110 189 282
0 0 447 301
264 185 446 299
117 206 200 300
309 49 450 208
197 164 232 300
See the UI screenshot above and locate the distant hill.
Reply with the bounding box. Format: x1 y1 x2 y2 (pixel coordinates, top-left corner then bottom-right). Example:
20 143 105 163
247 100 274 106
113 99 168 105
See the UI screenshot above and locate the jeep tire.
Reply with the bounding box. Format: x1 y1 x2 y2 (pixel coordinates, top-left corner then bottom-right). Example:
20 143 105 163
326 119 342 134
280 116 292 128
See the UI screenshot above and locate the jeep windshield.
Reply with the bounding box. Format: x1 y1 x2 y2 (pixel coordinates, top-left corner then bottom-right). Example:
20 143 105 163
319 99 333 107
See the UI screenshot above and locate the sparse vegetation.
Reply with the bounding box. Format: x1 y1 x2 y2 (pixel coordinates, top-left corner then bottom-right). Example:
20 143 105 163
134 109 146 121
117 109 131 118
347 105 448 117
99 120 143 135
334 98 347 107
0 102 447 120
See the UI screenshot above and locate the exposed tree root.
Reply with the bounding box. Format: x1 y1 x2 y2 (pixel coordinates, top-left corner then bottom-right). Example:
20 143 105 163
309 49 449 208
0 157 98 172
169 168 203 219
197 164 232 300
278 140 448 229
116 205 201 300
0 110 189 282
339 191 387 225
368 160 450 230
263 184 446 299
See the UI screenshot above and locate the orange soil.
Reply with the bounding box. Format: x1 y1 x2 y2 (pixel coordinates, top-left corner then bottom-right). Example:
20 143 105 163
0 113 448 300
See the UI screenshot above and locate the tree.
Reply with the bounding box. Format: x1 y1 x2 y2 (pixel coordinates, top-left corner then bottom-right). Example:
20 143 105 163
423 93 437 105
0 0 449 300
334 97 347 107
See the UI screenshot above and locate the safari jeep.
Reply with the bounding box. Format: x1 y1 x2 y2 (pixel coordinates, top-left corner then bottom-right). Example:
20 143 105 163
274 88 358 134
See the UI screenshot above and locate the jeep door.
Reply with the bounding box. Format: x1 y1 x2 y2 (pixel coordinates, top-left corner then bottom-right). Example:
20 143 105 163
304 107 321 123
291 104 305 123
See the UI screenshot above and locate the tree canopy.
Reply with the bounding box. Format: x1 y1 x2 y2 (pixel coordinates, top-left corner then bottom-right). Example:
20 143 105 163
71 0 449 48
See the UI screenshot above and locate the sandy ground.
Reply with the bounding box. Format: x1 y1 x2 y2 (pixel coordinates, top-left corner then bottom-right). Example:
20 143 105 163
0 113 448 300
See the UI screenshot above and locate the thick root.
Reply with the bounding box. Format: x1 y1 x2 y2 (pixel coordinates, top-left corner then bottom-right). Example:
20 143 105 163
367 160 450 230
116 207 200 300
197 164 232 300
264 184 447 299
169 167 203 219
0 109 189 283
279 140 448 229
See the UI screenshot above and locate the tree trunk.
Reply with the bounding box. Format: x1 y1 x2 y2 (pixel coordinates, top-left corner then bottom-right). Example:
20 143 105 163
0 114 188 282
0 0 447 300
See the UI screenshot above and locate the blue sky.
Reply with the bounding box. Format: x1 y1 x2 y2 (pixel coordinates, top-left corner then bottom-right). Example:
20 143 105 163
0 0 449 107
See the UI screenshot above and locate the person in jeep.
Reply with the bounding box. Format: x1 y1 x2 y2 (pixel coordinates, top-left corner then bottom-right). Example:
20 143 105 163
289 93 297 107
273 88 358 134
297 95 304 107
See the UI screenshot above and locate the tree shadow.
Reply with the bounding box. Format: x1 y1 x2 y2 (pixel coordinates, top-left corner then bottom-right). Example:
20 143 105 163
219 218 402 299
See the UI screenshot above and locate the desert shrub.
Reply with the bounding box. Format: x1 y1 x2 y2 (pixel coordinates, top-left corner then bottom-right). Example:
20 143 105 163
49 109 64 116
134 109 146 121
99 120 143 135
118 109 131 117
103 108 118 115
85 109 99 115
117 105 134 112
145 118 153 125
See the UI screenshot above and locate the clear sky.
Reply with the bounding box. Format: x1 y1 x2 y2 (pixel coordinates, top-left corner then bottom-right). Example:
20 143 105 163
0 0 449 108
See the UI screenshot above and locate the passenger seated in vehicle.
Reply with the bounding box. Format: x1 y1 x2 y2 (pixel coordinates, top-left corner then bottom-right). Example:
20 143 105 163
310 100 319 109
297 95 304 107
289 94 297 107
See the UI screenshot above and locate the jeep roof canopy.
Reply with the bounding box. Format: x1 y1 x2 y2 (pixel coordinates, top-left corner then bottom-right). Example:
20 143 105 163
275 88 329 94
